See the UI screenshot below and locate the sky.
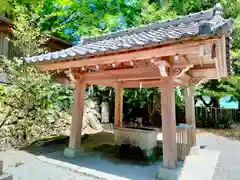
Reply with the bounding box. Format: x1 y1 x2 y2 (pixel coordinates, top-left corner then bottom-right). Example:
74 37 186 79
196 95 238 109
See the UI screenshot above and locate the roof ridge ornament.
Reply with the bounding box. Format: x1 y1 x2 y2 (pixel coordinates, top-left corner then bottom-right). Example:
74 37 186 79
214 3 224 16
198 3 224 35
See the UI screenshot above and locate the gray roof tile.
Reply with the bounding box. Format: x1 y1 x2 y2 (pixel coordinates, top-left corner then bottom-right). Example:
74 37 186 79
26 3 234 63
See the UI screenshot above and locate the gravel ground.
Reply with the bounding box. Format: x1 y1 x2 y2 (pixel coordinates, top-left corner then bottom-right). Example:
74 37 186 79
0 150 98 180
198 134 240 180
1 133 240 180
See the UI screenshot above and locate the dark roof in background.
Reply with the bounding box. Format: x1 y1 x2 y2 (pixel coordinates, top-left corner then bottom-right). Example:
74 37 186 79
0 15 71 48
26 3 234 70
0 15 12 24
48 36 73 47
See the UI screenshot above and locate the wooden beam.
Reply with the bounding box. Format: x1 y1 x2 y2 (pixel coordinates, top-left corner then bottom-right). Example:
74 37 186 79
54 64 214 85
186 55 215 65
161 79 177 168
114 83 123 128
215 39 222 78
192 64 215 69
37 39 215 71
220 35 228 77
191 68 217 79
88 81 116 87
184 85 196 146
83 67 161 82
121 78 167 88
69 79 86 149
88 77 190 88
215 37 228 78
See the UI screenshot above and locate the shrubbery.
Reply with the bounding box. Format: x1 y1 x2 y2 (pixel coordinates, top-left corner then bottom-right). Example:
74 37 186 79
0 57 73 149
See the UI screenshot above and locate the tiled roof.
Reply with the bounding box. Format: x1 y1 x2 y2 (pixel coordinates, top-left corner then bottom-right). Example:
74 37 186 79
26 3 234 64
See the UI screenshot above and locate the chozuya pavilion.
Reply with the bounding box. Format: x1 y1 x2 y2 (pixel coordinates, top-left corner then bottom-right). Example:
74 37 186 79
26 3 234 179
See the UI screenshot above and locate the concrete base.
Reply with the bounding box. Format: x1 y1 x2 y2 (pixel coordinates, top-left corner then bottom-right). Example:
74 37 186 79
63 147 84 158
143 148 156 161
157 166 180 180
0 173 13 180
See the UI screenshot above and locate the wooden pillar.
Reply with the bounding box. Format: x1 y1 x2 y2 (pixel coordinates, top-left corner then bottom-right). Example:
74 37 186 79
184 85 196 146
114 83 123 128
69 78 86 149
161 79 177 168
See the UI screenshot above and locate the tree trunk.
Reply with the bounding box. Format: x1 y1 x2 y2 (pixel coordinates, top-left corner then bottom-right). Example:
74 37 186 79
210 96 220 108
101 101 110 123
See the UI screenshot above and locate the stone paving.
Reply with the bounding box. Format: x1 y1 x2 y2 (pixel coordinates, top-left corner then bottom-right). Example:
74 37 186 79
198 134 240 180
0 150 98 180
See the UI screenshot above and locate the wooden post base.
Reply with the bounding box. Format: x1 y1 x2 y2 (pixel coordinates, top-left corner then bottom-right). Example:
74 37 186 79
157 165 179 180
63 147 84 158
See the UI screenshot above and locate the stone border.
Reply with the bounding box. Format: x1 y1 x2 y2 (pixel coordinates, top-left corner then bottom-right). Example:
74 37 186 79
179 148 220 180
0 161 12 180
37 156 129 180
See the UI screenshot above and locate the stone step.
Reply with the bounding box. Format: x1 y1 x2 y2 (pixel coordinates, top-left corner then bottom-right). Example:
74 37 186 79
179 149 219 180
0 173 13 180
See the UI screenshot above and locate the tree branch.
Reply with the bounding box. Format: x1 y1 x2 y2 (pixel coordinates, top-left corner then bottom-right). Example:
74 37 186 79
0 110 12 129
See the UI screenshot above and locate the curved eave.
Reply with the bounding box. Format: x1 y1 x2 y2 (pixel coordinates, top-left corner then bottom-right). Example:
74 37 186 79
28 35 220 65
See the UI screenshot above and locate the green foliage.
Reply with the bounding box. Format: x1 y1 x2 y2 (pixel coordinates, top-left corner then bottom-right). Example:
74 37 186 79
134 0 176 25
22 0 176 41
10 8 49 57
0 7 73 148
195 107 236 128
1 0 239 140
0 57 73 147
0 0 41 13
170 0 203 14
123 88 159 120
35 0 142 40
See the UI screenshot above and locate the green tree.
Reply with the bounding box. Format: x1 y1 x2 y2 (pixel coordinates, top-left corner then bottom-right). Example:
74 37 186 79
29 0 176 41
0 0 41 13
0 56 73 147
0 9 73 148
10 8 49 57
